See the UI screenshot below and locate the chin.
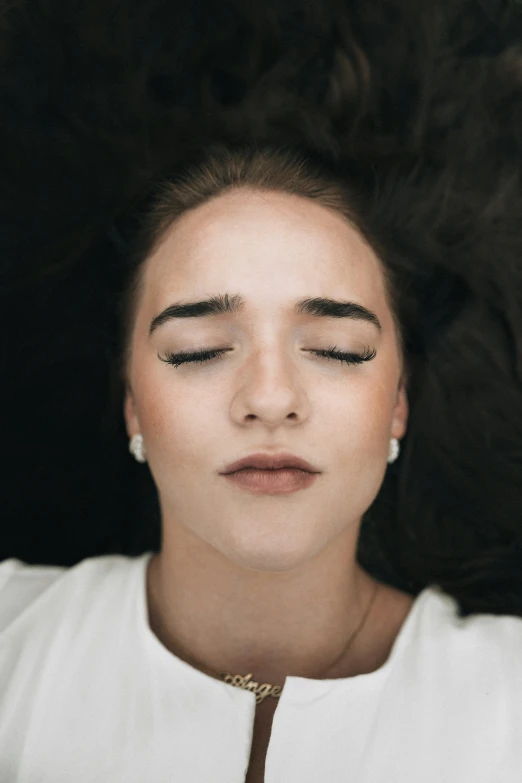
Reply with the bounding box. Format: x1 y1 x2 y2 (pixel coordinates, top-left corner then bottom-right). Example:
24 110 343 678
214 528 321 574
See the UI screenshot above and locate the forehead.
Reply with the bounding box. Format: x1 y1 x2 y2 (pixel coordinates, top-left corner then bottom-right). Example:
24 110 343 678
141 189 388 307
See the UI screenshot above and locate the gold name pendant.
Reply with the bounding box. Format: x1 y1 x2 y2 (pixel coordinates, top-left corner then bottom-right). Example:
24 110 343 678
220 672 282 704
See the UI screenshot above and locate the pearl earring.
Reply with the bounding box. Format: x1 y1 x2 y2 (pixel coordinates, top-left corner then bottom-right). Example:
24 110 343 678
129 433 147 463
387 437 400 464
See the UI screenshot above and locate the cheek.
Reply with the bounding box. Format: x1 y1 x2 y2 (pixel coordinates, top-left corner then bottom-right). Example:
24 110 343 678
331 373 395 442
327 380 394 507
135 369 216 469
324 385 395 501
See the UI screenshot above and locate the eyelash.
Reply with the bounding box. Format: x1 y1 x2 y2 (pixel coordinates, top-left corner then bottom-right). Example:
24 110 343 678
158 345 377 368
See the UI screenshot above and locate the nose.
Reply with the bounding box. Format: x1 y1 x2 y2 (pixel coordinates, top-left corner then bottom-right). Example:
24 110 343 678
229 347 311 428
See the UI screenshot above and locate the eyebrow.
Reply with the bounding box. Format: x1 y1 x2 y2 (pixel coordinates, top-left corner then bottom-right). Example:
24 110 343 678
149 293 382 335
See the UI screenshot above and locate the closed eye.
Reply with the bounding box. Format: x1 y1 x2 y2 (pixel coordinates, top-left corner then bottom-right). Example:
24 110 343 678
158 346 376 368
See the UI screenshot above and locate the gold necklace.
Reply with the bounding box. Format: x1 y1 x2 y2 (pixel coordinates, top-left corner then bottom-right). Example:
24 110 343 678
219 580 380 704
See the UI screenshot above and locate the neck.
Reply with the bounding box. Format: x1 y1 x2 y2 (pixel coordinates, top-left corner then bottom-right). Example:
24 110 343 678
145 522 394 690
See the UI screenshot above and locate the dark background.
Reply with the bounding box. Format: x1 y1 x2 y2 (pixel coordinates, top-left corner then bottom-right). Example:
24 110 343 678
2 0 522 610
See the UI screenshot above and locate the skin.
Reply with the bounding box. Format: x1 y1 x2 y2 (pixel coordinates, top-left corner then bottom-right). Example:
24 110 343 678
123 188 413 730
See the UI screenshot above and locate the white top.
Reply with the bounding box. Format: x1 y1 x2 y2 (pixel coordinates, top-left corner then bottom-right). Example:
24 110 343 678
1 552 522 782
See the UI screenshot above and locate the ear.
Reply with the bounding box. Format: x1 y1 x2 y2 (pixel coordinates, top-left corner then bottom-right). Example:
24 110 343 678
123 386 141 439
390 374 409 441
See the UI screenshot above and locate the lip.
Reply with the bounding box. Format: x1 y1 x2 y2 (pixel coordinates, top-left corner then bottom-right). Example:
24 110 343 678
220 452 321 475
223 468 318 494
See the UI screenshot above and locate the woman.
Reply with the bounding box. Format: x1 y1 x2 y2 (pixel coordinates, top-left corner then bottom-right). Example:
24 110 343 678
0 146 521 782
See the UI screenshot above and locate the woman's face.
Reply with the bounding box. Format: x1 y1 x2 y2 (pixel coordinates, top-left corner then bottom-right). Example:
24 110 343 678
124 188 408 571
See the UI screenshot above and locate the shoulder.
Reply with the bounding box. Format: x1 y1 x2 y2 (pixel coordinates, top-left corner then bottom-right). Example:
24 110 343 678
0 558 66 634
408 585 522 690
417 585 522 640
0 554 148 637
